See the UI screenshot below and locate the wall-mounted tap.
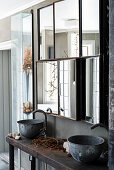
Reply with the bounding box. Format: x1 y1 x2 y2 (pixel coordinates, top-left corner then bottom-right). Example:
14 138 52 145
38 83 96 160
32 109 47 135
91 123 109 167
46 107 52 113
91 123 108 131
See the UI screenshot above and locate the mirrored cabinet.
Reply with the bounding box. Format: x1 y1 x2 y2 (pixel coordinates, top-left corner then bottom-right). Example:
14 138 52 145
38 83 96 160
36 0 108 126
36 57 100 121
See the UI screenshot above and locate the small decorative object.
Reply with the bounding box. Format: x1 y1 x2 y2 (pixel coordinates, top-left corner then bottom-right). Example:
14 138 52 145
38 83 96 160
8 132 21 140
63 141 70 153
23 101 33 113
25 101 30 109
23 46 32 73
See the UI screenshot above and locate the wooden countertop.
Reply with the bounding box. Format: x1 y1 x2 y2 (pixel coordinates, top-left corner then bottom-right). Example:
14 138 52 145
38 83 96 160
6 136 108 170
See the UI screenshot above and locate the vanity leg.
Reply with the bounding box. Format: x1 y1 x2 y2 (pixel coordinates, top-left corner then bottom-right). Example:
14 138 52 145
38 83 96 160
29 155 35 170
9 144 14 170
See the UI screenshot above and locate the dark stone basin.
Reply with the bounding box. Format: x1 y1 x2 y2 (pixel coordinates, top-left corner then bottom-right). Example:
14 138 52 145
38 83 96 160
17 119 44 139
68 135 104 163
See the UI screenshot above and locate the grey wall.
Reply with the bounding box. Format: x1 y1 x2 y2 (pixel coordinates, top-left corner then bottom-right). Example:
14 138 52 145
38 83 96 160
0 17 11 43
0 50 11 152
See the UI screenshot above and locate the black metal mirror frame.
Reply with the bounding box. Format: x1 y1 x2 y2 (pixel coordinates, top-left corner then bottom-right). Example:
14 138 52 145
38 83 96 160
35 0 109 125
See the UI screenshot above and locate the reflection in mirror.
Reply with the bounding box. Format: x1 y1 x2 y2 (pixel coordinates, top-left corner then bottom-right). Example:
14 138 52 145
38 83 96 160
85 57 100 124
37 60 77 119
58 60 76 119
37 62 58 113
40 5 54 60
55 0 79 58
82 0 100 56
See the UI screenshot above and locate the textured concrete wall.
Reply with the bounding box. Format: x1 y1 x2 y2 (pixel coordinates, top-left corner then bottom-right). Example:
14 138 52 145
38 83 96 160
109 0 114 169
0 17 11 43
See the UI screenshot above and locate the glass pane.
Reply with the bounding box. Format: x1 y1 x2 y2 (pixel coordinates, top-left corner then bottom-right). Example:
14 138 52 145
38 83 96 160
59 60 76 119
82 0 100 56
40 5 54 60
22 14 33 120
11 13 33 132
55 0 79 58
37 62 58 114
85 57 100 124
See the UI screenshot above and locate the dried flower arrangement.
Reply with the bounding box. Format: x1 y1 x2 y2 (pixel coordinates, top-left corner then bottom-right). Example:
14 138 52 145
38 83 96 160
23 46 32 72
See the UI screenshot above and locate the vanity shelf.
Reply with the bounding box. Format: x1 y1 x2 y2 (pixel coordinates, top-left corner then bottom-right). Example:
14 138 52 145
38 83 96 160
6 136 108 170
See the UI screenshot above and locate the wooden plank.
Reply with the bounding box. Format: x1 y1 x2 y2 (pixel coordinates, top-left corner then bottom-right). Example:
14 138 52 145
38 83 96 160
6 137 108 170
0 51 4 152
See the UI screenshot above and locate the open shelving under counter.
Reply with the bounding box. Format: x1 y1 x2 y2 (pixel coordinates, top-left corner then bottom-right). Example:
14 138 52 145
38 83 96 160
6 136 108 170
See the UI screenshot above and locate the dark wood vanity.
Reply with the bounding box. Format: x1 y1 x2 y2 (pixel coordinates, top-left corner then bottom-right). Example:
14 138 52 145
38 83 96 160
6 137 108 170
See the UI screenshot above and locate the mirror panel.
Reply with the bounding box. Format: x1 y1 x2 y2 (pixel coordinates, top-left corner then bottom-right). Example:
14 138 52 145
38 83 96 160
37 62 58 113
58 60 76 119
85 57 100 123
37 60 77 119
39 5 54 60
55 0 79 58
82 0 100 56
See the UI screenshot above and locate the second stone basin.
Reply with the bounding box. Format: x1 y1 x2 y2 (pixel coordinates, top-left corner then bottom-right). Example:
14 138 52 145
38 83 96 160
68 135 104 163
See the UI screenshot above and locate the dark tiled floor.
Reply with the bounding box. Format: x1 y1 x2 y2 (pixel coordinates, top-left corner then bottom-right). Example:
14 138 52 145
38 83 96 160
0 158 9 170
